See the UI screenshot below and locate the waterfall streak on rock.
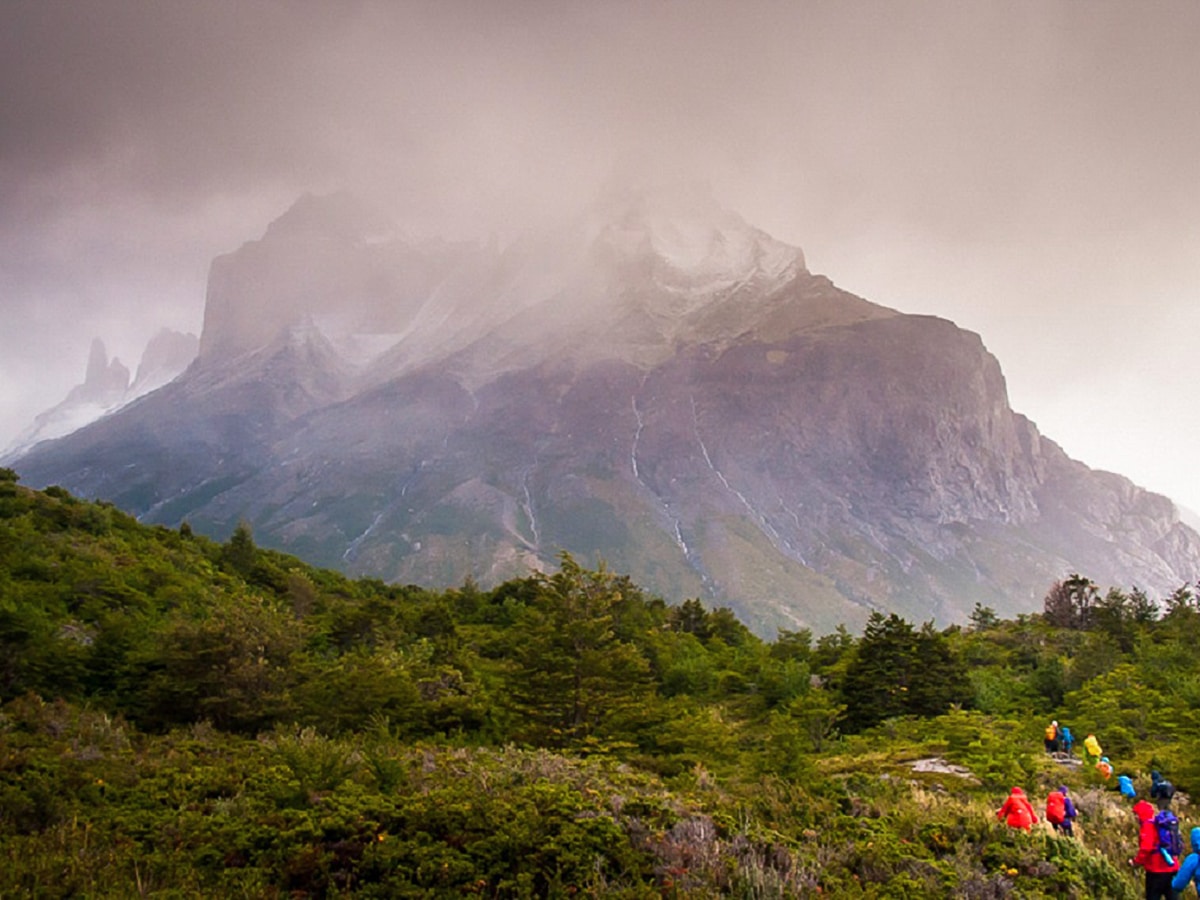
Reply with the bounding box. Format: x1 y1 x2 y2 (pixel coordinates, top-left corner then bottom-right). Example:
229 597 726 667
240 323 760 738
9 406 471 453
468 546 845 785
519 463 540 549
778 500 809 566
690 394 787 549
343 511 387 562
631 392 645 482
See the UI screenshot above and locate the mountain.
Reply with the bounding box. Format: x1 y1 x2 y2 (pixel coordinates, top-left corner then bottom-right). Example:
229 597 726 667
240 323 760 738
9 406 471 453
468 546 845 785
11 188 1200 635
129 328 200 396
4 329 198 458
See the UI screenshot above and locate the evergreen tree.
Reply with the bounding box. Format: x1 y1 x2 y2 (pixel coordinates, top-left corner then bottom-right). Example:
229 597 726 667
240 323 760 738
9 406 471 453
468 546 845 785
839 613 969 731
507 553 653 748
968 602 999 631
668 597 711 638
223 520 257 576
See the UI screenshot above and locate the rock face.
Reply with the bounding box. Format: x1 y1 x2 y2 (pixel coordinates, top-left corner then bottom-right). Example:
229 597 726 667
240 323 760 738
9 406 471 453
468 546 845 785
130 329 201 396
5 331 197 457
11 189 1200 635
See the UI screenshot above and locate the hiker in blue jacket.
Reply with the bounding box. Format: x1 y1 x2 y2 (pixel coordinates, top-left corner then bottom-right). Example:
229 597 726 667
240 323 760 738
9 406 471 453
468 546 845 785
1172 826 1200 895
1058 724 1074 756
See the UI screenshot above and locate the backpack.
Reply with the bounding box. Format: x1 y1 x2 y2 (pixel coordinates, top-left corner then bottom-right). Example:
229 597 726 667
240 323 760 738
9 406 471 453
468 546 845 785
1045 723 1057 741
1045 792 1066 825
1154 810 1183 860
1151 779 1176 801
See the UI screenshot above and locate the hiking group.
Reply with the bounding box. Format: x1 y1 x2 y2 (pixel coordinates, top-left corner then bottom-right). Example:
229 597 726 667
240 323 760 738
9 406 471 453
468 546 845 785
1004 722 1200 899
995 784 1077 835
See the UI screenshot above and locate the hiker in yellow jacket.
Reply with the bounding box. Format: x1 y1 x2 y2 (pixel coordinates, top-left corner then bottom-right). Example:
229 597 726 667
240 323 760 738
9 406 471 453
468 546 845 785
1083 733 1102 764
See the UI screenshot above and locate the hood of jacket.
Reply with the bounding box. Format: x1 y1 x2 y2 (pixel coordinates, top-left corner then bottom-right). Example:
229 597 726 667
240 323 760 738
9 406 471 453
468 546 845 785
1134 799 1156 823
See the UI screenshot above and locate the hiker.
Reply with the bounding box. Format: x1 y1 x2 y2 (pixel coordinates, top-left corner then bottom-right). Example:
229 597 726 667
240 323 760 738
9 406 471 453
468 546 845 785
1129 798 1180 900
996 786 1039 831
1047 786 1078 837
1121 775 1139 798
1153 772 1177 807
1045 720 1060 753
1084 733 1103 763
1097 757 1114 780
1059 724 1075 756
1171 826 1200 896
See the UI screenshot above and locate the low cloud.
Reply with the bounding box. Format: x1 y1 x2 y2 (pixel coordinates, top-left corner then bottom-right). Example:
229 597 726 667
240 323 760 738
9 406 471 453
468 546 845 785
2 0 1199 507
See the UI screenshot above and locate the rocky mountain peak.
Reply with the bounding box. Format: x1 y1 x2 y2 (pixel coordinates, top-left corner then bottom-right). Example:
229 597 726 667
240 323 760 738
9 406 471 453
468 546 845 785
263 190 401 245
198 194 445 365
81 338 131 401
130 329 199 395
587 181 805 294
194 186 811 386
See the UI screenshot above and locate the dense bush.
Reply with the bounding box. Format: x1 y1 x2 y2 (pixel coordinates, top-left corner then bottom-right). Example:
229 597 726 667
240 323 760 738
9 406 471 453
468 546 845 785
0 481 1186 896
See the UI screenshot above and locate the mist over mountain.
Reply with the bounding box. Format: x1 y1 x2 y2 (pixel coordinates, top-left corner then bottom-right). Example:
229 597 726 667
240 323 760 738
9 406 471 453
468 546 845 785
4 329 197 458
12 189 1200 635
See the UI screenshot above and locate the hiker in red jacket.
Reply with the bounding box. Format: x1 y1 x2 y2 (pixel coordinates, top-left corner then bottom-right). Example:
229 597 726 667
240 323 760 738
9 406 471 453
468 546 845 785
996 786 1038 831
1046 786 1077 837
1129 798 1180 900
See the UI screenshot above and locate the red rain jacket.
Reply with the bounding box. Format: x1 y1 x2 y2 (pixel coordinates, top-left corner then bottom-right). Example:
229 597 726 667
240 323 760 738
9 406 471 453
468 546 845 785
1132 799 1180 874
997 787 1038 830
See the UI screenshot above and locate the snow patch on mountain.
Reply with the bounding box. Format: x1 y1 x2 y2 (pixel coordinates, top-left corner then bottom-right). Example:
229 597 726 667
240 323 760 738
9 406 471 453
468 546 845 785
309 313 402 367
591 182 805 299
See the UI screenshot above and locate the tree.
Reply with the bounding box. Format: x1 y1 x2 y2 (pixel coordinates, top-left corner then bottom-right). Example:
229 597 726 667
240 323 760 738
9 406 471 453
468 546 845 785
909 621 971 717
788 687 844 752
223 520 257 576
1164 582 1197 620
968 603 999 631
136 591 304 732
809 624 855 692
1092 586 1156 652
770 628 813 663
668 598 711 639
1127 586 1159 624
1042 574 1099 629
839 613 970 732
707 608 751 646
507 553 653 749
840 613 918 731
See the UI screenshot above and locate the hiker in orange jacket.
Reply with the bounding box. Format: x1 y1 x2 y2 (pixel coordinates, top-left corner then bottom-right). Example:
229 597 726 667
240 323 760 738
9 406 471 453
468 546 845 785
1129 798 1180 900
1044 720 1060 753
996 786 1039 831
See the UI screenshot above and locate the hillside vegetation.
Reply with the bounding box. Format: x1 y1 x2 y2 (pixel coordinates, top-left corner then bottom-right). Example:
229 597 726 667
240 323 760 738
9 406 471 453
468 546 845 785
2 466 1197 897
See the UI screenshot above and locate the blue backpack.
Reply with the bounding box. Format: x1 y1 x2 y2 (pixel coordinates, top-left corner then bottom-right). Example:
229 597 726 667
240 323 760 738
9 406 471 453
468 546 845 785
1154 810 1183 861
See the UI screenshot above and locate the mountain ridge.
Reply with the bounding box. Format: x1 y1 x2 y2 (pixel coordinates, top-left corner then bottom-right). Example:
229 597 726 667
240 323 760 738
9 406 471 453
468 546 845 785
10 189 1199 634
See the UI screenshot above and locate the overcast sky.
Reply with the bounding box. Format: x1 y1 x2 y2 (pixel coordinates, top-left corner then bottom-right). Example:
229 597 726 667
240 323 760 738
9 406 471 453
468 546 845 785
2 0 1198 513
